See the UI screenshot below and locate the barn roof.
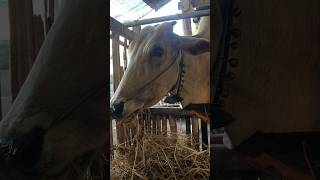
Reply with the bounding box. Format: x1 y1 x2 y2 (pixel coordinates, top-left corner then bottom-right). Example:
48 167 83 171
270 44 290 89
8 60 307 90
110 0 171 22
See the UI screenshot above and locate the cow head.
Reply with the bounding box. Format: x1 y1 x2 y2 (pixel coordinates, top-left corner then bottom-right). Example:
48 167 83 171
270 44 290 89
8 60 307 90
110 21 209 119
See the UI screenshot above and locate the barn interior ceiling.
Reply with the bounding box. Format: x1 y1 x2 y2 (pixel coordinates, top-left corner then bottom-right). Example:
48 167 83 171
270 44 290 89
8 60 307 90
110 0 171 22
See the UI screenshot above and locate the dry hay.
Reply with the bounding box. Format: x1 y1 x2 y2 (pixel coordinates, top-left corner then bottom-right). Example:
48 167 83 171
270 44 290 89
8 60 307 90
111 133 210 180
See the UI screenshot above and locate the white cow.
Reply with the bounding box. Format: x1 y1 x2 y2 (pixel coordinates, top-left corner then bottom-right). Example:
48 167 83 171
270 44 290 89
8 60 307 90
110 20 210 119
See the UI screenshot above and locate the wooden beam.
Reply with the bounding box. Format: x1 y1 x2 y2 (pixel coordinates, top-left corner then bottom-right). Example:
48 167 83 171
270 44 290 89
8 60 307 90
181 0 192 35
168 115 177 134
123 9 210 27
111 33 121 91
162 115 167 135
110 17 136 40
201 121 208 149
192 117 199 150
156 115 161 134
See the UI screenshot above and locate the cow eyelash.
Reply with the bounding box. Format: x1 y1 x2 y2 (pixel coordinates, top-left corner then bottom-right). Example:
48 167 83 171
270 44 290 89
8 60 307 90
150 46 164 57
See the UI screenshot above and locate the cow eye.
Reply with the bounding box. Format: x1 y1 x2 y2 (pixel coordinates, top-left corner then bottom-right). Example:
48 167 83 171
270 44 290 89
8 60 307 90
150 46 164 57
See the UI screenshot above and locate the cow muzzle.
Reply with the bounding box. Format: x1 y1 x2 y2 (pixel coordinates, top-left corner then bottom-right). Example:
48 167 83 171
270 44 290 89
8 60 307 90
111 101 125 119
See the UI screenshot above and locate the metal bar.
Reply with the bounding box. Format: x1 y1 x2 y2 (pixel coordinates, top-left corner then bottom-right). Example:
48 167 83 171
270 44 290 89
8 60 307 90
110 17 136 40
123 9 210 27
194 4 210 11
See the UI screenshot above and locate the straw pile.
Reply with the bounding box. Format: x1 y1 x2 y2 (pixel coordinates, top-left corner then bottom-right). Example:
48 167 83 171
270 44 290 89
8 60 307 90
111 133 210 180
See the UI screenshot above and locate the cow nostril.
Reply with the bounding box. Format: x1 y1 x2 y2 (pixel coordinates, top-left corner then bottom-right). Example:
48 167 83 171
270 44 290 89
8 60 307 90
112 102 124 118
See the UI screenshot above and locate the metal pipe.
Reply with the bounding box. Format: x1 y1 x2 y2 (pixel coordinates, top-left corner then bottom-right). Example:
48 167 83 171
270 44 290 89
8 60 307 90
123 9 210 27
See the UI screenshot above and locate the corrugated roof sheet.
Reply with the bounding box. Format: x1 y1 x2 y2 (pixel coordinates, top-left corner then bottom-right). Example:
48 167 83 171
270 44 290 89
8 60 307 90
110 0 171 22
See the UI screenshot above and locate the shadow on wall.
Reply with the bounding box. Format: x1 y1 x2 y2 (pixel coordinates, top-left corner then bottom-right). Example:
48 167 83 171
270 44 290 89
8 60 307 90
0 2 12 119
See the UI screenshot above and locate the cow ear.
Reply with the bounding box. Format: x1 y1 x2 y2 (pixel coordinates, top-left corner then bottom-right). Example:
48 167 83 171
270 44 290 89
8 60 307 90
177 36 210 55
158 21 177 33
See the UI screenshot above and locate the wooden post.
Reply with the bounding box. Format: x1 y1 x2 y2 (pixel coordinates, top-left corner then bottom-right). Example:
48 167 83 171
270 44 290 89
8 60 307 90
110 17 136 40
168 115 177 134
162 115 167 135
148 111 152 133
112 32 126 150
185 116 191 135
116 122 126 153
112 33 121 91
139 113 145 135
156 115 161 135
110 119 113 153
152 114 157 134
201 121 208 150
169 115 177 144
192 117 199 150
181 0 193 35
123 39 128 70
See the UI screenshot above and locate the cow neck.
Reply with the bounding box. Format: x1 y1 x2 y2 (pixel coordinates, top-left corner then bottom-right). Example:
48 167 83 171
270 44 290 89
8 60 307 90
163 50 185 104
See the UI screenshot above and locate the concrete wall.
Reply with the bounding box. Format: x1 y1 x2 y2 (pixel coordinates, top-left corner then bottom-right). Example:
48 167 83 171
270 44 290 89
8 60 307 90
0 1 12 118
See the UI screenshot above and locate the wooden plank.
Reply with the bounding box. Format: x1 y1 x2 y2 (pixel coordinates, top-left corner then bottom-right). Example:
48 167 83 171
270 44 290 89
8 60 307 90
181 0 192 36
185 116 191 135
111 33 121 91
156 115 161 135
123 9 210 27
122 39 128 70
162 115 167 135
139 113 144 136
110 119 113 147
168 115 177 134
192 117 199 150
152 114 157 134
183 18 192 35
201 121 208 149
125 126 130 146
149 107 193 116
143 110 149 133
110 17 136 40
116 122 126 154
